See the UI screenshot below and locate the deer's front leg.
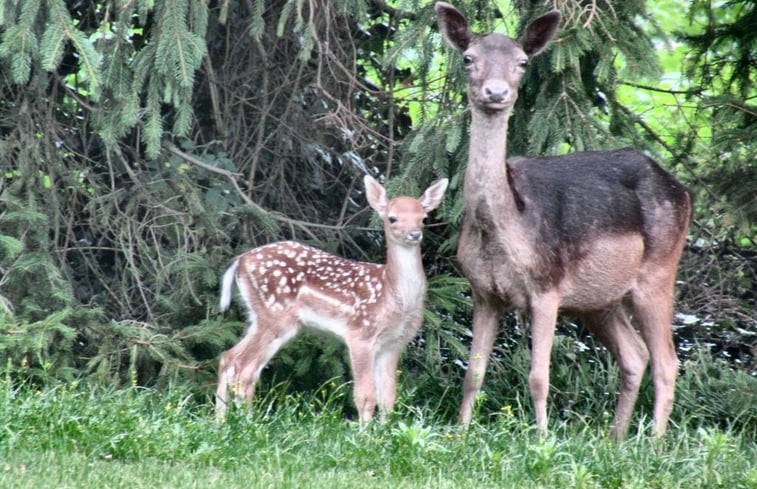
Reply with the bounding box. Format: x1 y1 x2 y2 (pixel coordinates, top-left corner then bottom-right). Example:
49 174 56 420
374 348 401 421
528 292 560 435
348 340 378 424
459 293 504 425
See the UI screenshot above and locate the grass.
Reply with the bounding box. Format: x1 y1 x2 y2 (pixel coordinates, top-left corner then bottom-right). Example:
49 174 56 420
1 371 755 489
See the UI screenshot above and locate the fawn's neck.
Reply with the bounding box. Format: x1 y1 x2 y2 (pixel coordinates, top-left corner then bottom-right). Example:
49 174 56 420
384 241 426 309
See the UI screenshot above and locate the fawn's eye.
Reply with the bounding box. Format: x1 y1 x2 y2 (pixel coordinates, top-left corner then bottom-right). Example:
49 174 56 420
388 216 398 224
518 59 528 68
462 55 474 65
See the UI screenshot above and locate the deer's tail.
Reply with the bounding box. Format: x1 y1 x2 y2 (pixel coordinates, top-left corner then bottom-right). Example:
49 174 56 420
219 258 240 312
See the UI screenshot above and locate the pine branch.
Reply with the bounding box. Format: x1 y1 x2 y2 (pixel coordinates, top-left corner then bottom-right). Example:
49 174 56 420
250 0 265 37
368 0 417 21
144 80 163 159
45 0 103 99
0 0 41 84
156 0 206 88
40 15 66 70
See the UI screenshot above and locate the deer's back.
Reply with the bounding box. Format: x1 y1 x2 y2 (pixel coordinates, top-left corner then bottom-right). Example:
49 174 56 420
237 241 427 345
238 241 384 315
507 148 691 259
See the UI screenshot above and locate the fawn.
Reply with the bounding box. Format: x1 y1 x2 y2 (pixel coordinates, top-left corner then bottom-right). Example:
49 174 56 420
216 175 448 422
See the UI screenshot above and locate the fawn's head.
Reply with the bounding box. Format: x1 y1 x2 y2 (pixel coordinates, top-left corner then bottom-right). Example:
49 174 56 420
364 176 448 247
435 2 560 113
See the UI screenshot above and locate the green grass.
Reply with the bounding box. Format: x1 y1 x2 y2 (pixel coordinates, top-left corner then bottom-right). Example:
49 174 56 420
1 372 755 489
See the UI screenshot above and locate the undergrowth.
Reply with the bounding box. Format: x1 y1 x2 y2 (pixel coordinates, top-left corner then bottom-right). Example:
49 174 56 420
1 349 755 488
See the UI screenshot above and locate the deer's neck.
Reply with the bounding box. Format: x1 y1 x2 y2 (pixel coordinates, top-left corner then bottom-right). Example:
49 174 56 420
465 108 516 217
384 242 426 310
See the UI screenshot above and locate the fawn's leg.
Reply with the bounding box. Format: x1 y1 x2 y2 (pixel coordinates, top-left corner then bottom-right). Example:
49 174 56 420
375 348 401 421
348 339 378 424
221 322 300 414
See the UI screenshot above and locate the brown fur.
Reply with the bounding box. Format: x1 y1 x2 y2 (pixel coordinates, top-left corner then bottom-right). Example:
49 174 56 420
436 2 692 439
215 176 448 423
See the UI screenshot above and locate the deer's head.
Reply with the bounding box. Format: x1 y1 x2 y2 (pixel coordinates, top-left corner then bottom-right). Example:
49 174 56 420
364 176 448 247
435 2 560 113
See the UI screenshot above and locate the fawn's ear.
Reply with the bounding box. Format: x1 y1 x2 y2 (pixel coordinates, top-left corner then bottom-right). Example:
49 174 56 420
436 2 473 52
519 10 560 56
364 175 388 214
420 178 449 213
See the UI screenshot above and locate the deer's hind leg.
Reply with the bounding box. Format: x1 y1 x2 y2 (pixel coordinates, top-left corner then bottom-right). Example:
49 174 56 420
582 305 649 440
216 342 242 419
630 269 679 438
217 317 300 417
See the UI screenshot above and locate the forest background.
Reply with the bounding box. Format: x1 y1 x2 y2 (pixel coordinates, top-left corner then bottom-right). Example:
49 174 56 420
0 0 754 425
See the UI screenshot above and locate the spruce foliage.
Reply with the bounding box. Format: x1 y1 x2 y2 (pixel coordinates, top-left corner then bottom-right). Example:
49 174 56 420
0 0 753 396
679 0 756 235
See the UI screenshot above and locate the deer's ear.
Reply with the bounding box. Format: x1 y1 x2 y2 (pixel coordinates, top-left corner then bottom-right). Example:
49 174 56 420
420 178 449 213
435 2 473 52
364 176 388 214
519 10 560 56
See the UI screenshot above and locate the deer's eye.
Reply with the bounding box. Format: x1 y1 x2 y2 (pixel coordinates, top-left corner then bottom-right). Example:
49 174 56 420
388 216 398 224
518 59 529 68
462 55 474 65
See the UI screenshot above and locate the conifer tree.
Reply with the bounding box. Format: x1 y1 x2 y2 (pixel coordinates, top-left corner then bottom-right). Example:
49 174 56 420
0 0 752 387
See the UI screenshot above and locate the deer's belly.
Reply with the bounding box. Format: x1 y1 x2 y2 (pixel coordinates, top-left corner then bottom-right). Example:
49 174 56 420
298 307 349 339
559 233 644 310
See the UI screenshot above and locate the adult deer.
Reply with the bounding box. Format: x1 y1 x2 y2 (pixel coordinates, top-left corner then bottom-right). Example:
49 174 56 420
216 176 448 423
435 2 692 439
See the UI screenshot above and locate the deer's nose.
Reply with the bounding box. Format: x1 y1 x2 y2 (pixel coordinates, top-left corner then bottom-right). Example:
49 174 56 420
407 230 423 242
483 85 509 103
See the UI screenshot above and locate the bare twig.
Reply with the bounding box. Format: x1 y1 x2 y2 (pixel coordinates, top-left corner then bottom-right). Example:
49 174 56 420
162 142 356 239
620 80 702 96
203 53 228 144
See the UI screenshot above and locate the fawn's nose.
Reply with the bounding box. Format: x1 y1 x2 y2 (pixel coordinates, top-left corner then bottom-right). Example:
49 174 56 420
406 229 423 242
483 84 509 103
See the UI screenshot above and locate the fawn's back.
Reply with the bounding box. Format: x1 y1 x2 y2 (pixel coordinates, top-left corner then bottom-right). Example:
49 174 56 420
232 240 395 338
